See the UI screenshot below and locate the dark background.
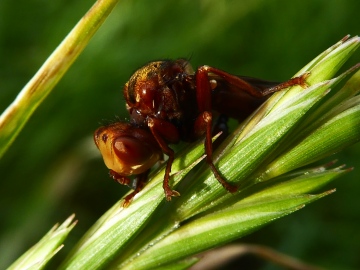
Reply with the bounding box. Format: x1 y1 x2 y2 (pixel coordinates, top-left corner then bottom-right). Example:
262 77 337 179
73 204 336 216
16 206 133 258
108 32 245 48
0 0 359 269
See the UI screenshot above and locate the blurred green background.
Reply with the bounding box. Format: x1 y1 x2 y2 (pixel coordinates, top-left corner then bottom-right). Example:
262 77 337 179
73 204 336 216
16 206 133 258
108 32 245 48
1 0 359 269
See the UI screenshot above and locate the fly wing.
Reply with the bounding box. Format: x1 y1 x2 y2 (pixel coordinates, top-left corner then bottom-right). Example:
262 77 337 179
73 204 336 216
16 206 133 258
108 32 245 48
233 75 280 91
209 74 280 121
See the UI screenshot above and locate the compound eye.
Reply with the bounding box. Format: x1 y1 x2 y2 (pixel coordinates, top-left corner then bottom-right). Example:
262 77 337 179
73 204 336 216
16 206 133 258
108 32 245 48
113 136 154 167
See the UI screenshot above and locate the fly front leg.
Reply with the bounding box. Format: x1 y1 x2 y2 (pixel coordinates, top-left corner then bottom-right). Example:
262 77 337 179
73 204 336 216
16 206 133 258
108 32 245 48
109 169 150 207
147 117 181 200
109 170 131 185
122 170 149 207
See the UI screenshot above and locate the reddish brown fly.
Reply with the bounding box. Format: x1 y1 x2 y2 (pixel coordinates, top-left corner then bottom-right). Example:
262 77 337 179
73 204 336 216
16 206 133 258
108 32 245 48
94 59 308 206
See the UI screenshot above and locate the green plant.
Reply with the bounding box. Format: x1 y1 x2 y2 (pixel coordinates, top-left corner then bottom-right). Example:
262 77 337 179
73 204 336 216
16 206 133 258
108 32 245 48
2 1 360 269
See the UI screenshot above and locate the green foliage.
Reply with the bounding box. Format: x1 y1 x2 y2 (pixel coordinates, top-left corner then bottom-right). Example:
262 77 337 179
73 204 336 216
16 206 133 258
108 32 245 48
7 216 76 270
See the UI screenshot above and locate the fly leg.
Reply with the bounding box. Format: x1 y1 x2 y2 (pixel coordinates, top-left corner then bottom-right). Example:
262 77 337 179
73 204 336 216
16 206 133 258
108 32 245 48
147 117 181 200
122 171 149 207
197 65 309 98
109 170 149 207
109 170 131 185
194 66 239 193
194 65 309 193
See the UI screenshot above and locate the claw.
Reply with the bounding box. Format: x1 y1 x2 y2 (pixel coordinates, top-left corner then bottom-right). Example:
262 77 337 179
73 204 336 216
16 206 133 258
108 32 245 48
165 189 180 201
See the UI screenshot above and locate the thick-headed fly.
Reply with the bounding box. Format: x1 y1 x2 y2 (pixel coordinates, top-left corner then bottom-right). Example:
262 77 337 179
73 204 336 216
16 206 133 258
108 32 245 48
94 59 308 206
